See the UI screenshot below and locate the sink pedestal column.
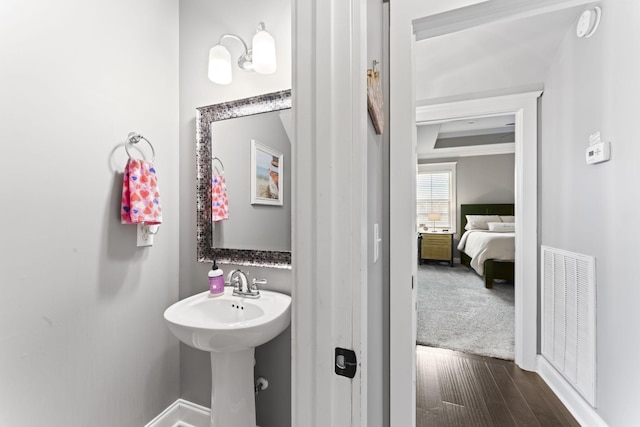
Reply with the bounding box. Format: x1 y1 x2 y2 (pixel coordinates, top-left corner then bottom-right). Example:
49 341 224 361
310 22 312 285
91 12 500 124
209 348 256 427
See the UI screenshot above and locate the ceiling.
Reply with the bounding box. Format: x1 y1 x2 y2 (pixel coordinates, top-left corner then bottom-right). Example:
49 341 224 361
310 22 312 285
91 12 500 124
418 114 516 159
414 4 585 159
415 5 584 103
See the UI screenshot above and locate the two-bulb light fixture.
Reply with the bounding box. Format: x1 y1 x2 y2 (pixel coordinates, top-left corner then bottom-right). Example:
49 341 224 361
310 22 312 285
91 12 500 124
208 22 277 85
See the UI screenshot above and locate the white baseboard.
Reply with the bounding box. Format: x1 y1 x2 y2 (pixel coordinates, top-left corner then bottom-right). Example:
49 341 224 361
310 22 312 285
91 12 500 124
537 356 608 427
145 399 210 427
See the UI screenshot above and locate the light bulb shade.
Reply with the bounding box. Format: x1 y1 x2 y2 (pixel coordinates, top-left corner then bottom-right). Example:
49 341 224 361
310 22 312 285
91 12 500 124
208 44 232 85
252 28 277 74
427 213 441 221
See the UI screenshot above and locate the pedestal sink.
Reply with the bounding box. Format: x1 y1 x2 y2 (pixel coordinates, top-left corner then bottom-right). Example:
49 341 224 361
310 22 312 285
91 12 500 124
164 287 291 427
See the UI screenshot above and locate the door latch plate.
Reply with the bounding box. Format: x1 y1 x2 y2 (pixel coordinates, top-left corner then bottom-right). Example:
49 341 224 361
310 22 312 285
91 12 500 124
335 347 357 378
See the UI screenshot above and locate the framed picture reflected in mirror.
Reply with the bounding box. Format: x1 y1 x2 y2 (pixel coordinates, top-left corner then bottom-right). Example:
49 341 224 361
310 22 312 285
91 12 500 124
250 139 284 206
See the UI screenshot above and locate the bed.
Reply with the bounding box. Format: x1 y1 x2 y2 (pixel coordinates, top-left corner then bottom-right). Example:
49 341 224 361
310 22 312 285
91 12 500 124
458 204 515 288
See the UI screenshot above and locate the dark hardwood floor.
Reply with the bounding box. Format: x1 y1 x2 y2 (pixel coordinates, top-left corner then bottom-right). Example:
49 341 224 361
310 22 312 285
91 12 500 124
417 346 580 427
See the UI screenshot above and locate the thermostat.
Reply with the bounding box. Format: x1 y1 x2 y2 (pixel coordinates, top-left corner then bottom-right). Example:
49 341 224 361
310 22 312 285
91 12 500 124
585 141 610 164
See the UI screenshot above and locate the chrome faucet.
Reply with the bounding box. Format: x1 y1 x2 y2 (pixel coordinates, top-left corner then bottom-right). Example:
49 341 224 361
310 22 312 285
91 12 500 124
227 269 248 293
227 269 264 298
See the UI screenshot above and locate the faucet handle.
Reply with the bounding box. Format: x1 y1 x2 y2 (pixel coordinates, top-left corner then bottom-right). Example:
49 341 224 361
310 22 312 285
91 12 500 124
252 278 267 287
250 278 266 296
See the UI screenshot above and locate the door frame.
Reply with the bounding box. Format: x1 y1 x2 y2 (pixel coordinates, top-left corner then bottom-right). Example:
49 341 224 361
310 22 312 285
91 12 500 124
292 0 368 425
415 91 541 370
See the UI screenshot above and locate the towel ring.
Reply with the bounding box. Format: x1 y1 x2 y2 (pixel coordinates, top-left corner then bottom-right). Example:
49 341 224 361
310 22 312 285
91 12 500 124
125 132 156 162
212 156 225 175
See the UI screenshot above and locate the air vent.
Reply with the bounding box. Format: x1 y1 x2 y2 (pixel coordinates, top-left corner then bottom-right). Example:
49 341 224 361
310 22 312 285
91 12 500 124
541 246 596 407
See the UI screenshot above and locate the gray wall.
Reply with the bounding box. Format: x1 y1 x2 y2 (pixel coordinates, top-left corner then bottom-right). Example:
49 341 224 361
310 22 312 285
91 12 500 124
420 153 515 246
0 0 180 425
540 1 640 425
454 153 515 210
178 1 292 426
367 1 389 426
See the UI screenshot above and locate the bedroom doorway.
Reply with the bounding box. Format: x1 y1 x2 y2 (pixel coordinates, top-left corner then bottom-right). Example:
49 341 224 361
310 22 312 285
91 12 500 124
412 92 540 368
416 114 517 361
389 89 540 426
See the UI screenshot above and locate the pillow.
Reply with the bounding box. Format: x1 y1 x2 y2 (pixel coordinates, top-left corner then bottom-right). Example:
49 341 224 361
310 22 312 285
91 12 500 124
487 222 515 232
465 215 501 230
499 215 515 223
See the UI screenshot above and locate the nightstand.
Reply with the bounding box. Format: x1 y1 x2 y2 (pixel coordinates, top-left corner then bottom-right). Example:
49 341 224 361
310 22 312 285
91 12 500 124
419 232 454 267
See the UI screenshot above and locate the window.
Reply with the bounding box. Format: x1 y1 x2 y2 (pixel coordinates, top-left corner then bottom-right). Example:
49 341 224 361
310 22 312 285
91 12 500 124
417 162 457 232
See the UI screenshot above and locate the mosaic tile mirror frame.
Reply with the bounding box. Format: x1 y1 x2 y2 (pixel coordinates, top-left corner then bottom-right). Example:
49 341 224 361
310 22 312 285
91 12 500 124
195 89 292 268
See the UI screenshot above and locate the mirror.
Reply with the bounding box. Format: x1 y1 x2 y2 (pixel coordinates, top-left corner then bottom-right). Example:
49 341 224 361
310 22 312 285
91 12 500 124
196 89 292 268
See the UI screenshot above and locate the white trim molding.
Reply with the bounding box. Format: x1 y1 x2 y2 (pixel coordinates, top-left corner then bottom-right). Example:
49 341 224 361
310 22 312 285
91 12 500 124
293 0 368 425
144 399 210 427
537 356 608 427
413 0 597 41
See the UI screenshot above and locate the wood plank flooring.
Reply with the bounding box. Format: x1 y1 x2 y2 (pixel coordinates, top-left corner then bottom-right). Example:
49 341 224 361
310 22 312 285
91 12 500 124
417 346 580 427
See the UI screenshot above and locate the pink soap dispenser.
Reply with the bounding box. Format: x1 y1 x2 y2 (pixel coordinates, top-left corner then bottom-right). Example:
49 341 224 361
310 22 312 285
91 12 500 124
208 261 225 297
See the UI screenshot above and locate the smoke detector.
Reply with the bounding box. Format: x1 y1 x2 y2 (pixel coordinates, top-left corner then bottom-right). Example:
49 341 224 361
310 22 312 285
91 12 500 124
576 6 602 38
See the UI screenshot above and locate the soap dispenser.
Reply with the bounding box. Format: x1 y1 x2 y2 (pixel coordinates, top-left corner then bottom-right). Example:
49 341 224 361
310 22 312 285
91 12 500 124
208 260 224 297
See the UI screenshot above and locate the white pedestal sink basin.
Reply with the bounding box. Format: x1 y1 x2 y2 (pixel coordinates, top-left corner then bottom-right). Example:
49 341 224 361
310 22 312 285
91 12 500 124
164 287 291 427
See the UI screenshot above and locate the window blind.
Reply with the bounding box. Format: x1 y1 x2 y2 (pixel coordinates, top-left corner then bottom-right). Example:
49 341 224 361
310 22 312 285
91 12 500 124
417 164 456 231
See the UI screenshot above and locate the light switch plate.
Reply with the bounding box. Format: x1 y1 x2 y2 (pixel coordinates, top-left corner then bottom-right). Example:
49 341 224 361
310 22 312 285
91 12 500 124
373 223 382 263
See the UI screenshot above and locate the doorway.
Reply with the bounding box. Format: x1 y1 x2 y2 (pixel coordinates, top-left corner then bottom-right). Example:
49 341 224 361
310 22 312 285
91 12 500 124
416 114 517 361
389 4 590 426
390 88 541 426
413 95 540 369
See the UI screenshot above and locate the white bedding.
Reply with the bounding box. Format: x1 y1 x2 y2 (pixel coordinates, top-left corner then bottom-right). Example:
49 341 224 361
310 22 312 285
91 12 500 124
457 230 515 275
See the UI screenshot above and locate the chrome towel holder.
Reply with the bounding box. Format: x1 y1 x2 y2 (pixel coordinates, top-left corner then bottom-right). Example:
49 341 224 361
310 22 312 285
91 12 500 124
212 156 225 175
125 132 156 162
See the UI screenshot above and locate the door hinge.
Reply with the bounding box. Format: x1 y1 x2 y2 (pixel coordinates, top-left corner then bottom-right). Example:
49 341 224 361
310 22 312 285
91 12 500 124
335 347 357 378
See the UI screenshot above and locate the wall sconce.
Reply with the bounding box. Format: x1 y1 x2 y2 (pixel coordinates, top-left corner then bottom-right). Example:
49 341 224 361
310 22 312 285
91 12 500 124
208 22 277 85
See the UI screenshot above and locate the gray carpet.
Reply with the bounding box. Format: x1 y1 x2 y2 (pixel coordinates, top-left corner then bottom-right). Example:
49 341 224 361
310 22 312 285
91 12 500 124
416 263 514 360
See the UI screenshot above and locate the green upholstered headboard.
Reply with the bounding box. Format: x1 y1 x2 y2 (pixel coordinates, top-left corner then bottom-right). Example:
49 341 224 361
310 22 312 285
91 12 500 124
460 203 515 235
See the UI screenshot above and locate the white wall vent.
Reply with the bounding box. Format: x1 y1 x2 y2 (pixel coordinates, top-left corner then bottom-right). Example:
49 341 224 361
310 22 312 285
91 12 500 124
541 245 596 407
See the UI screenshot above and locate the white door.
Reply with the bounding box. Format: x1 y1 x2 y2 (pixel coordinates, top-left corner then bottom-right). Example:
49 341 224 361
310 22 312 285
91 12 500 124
292 0 368 426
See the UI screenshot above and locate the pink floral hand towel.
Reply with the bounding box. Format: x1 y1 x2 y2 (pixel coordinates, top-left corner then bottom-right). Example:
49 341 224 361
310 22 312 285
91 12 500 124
121 158 162 224
211 174 229 222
